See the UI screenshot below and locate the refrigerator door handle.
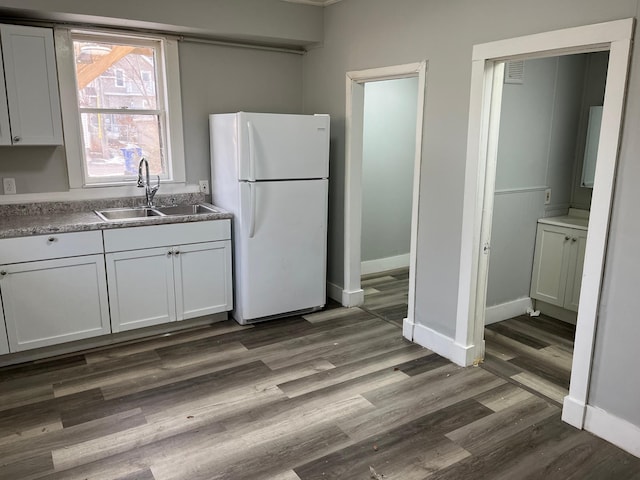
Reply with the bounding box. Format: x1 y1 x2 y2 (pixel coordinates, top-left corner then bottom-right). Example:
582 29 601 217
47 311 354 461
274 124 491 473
247 121 256 182
248 182 257 239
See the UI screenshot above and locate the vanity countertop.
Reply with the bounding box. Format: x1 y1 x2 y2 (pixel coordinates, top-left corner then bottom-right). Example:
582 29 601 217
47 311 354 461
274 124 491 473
538 215 589 231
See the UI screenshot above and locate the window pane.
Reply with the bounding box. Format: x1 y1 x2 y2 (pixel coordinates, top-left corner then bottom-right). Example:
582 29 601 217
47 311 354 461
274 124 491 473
74 41 158 109
80 113 166 179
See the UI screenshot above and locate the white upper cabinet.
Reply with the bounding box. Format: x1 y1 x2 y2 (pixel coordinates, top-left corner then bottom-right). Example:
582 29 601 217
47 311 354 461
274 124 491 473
0 24 63 146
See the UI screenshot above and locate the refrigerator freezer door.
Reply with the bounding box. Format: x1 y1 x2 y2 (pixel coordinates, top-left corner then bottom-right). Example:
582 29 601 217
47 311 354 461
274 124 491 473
236 179 328 322
237 113 329 181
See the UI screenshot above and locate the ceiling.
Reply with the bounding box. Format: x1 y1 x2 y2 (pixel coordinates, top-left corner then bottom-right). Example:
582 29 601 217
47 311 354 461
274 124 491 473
281 0 343 6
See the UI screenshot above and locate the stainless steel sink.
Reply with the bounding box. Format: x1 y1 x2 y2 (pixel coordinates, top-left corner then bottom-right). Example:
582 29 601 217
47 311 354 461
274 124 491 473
95 207 165 222
154 204 218 216
95 204 218 221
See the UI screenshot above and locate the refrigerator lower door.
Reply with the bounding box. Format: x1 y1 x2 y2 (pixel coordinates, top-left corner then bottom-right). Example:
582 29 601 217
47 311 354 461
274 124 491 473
236 179 328 323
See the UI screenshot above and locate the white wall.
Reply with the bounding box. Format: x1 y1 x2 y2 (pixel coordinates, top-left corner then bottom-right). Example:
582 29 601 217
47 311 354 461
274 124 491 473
361 77 417 268
486 55 587 308
302 0 640 429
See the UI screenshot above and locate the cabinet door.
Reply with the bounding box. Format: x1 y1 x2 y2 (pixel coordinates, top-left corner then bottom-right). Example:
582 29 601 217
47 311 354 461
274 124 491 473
0 25 63 145
0 296 9 355
173 241 233 321
106 248 176 333
0 255 110 352
564 230 588 312
530 224 572 307
0 41 10 146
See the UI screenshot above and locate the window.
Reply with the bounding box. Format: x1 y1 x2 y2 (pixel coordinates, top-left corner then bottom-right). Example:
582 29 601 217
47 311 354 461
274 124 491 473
56 29 185 188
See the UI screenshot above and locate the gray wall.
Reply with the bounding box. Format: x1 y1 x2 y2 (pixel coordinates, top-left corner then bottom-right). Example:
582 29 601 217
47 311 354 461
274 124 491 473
303 0 640 427
0 41 303 193
0 0 322 47
361 78 417 264
487 55 586 307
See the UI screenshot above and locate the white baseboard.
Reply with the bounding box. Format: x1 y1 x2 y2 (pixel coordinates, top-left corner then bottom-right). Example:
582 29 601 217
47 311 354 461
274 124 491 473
361 253 410 275
485 297 532 325
584 405 640 458
342 288 364 307
327 282 343 303
561 395 586 428
404 319 475 366
536 300 577 325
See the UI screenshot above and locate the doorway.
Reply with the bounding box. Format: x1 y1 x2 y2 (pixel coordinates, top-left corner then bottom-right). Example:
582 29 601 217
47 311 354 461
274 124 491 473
342 62 426 340
456 19 633 429
482 52 608 405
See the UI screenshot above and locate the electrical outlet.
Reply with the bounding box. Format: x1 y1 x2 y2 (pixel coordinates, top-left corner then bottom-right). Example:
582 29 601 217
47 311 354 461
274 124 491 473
199 180 210 194
3 178 16 195
544 188 552 205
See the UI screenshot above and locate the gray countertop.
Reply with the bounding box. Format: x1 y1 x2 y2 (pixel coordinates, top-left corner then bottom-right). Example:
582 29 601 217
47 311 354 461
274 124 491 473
0 195 232 239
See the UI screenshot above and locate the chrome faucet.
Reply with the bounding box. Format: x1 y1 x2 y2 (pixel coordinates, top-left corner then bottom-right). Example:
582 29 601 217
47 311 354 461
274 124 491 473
137 157 160 207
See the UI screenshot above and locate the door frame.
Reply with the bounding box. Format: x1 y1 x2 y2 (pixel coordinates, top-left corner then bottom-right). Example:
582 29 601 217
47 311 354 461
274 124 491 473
342 61 426 338
455 18 634 429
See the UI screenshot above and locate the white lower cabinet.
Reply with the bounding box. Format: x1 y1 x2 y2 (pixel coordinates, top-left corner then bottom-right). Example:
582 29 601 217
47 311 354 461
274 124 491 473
0 301 9 355
0 254 110 352
530 223 587 313
104 221 233 333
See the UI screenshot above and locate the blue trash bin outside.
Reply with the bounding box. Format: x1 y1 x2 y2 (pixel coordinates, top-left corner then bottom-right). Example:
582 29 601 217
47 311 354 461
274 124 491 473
121 147 143 175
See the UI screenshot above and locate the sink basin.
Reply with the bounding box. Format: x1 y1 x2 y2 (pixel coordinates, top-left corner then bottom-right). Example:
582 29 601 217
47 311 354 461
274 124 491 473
154 204 218 216
95 207 165 222
95 204 219 221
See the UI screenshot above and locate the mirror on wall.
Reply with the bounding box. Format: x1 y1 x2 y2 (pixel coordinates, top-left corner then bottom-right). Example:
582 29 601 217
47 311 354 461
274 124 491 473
581 105 602 188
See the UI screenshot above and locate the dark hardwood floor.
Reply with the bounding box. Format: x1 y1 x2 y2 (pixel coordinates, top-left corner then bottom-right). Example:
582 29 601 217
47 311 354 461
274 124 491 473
0 276 638 479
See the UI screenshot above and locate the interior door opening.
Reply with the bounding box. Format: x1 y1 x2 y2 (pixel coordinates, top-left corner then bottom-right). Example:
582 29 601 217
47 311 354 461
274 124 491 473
483 52 608 405
342 62 426 341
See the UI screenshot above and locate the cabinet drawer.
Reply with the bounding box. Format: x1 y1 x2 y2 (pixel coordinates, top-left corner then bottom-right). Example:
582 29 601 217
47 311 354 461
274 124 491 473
0 230 103 264
103 220 231 253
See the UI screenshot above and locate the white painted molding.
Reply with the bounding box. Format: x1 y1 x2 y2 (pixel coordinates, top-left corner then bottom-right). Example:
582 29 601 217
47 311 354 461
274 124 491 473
409 320 476 366
343 61 426 327
562 395 586 428
0 183 200 204
326 282 343 303
484 297 532 325
456 18 634 432
584 406 640 458
341 288 364 308
361 253 410 275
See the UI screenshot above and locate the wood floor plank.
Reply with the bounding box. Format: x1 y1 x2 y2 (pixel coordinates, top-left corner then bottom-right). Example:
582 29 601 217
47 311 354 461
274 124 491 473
0 269 637 480
295 398 488 480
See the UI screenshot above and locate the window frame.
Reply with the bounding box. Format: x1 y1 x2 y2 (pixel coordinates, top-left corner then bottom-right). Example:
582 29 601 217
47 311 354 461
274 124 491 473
55 28 185 189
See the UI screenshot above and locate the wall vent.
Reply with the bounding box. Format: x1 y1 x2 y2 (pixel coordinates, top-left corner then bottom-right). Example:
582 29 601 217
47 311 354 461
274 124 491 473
505 60 525 84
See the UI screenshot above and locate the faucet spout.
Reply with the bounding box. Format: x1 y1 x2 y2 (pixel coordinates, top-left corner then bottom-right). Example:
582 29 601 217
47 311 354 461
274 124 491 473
137 157 160 206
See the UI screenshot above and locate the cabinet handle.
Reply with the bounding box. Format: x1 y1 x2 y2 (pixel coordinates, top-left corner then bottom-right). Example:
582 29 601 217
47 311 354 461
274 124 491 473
47 237 57 243
12 136 20 143
571 237 577 243
565 236 570 241
167 250 173 257
0 271 7 276
174 250 180 256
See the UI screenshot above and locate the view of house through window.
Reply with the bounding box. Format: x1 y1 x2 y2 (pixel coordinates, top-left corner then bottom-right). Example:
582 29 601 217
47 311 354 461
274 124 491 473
72 35 167 183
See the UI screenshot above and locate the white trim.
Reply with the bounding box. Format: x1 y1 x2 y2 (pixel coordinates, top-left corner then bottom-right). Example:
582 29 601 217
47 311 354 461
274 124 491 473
457 19 634 429
406 319 477 366
361 253 410 275
341 288 365 308
561 395 586 428
584 406 640 458
54 27 186 189
326 281 342 303
0 183 199 204
343 61 427 330
484 297 532 325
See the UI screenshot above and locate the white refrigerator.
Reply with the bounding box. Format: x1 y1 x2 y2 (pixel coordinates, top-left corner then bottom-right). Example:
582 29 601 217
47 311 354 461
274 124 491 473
209 112 330 325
